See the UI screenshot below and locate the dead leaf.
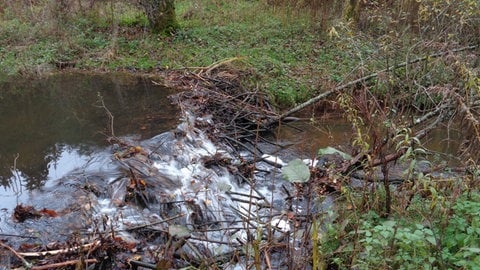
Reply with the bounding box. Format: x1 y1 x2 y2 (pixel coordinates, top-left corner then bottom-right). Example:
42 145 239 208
40 208 59 217
156 259 172 270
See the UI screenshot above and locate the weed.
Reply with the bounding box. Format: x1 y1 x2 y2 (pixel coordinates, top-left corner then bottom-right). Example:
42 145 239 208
319 190 480 269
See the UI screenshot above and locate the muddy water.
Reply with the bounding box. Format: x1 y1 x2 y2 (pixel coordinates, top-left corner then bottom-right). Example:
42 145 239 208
275 119 352 156
0 73 179 209
0 71 460 204
276 119 462 165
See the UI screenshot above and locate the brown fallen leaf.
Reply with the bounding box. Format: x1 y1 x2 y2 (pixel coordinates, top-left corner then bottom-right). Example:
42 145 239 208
13 204 41 222
40 208 59 217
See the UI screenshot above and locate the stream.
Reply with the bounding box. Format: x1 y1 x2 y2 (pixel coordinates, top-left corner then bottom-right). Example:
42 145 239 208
1 73 315 269
0 73 463 269
0 73 178 206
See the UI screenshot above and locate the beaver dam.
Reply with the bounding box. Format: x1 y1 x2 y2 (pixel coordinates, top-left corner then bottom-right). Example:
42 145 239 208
0 69 474 269
0 71 334 269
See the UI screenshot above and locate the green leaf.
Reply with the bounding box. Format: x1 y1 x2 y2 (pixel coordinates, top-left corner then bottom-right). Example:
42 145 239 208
426 236 437 245
317 146 352 160
169 225 190 238
282 159 311 183
462 247 480 254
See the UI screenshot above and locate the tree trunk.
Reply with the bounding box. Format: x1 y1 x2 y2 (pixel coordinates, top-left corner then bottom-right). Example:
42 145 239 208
138 0 178 34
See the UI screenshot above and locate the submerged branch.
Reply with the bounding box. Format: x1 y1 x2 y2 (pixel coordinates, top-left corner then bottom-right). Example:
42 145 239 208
0 241 32 269
31 259 98 270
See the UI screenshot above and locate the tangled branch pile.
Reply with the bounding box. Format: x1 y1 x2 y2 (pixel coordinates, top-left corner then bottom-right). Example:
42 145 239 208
167 61 280 142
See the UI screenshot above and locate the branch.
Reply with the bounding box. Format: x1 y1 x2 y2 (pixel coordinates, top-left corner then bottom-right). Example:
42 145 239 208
0 241 32 269
411 102 452 126
17 240 100 257
31 259 98 270
0 233 37 239
266 45 478 126
124 213 185 231
96 93 116 138
202 57 244 76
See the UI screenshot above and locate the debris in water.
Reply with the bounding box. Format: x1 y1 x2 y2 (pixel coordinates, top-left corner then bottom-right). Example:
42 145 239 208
12 205 59 222
39 208 59 218
13 204 41 222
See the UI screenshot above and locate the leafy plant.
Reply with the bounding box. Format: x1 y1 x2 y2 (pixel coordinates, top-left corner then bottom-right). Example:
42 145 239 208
440 193 480 268
357 219 437 269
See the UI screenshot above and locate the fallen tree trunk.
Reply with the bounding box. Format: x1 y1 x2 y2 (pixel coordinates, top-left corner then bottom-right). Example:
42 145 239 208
265 44 478 127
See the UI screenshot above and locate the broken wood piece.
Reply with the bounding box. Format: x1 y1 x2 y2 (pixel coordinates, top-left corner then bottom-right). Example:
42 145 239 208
17 240 100 257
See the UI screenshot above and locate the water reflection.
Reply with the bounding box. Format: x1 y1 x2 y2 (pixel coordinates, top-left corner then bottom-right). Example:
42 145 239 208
0 72 179 190
275 118 462 165
275 119 352 157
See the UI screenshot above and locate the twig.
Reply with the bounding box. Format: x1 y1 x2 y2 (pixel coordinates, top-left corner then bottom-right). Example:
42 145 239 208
31 259 98 270
0 241 32 269
11 153 23 196
129 260 157 270
412 102 452 126
96 93 116 138
0 233 37 239
226 191 265 200
124 213 186 231
17 240 100 257
197 57 244 76
189 236 239 246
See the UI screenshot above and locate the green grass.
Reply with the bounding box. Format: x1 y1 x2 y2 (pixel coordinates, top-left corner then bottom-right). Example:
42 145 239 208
0 0 367 106
0 0 477 106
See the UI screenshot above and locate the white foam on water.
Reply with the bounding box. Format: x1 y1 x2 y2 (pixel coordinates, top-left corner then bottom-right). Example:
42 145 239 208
90 114 303 263
262 154 286 166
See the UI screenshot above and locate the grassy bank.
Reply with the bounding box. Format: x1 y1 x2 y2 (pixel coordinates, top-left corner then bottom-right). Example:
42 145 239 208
2 1 476 106
0 1 339 105
1 1 480 269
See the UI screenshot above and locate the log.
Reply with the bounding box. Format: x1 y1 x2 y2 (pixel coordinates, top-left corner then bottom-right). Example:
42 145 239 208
265 45 478 127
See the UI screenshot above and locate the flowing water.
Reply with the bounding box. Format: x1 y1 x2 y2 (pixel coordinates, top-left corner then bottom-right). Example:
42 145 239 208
0 73 463 268
0 72 178 227
0 73 336 268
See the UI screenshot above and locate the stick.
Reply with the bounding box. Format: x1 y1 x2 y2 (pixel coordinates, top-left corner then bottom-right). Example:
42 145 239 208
266 45 478 126
17 240 100 257
96 93 116 138
124 213 185 231
0 233 37 239
0 241 32 269
200 57 244 76
31 259 98 270
129 260 157 270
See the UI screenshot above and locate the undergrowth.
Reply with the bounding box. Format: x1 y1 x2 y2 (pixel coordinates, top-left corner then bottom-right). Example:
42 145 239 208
320 187 480 269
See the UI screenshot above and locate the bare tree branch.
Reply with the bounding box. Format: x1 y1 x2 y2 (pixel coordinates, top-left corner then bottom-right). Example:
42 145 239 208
266 45 478 126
